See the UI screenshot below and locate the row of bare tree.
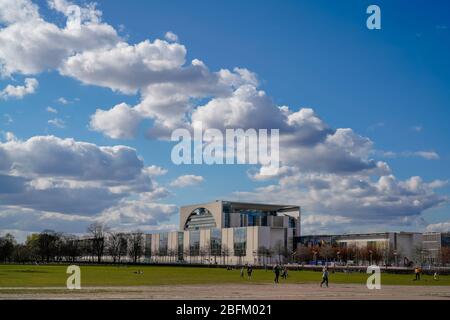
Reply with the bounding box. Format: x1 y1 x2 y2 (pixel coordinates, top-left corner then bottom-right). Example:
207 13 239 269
0 223 146 264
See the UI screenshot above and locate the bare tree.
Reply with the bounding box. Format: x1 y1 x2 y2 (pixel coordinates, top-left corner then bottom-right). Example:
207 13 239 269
295 246 312 263
199 246 208 264
183 247 191 263
107 232 121 263
128 231 144 263
118 233 128 263
87 223 107 263
221 245 230 266
273 241 285 264
319 245 335 264
257 246 270 266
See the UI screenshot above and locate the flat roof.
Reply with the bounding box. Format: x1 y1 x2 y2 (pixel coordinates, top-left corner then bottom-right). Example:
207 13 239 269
299 231 422 239
180 200 300 212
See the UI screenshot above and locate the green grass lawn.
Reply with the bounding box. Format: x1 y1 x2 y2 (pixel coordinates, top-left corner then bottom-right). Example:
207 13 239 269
1 264 449 287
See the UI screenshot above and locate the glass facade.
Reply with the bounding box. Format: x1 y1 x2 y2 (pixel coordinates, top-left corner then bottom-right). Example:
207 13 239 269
159 233 168 256
144 235 152 258
189 230 200 256
223 201 279 228
178 232 184 260
233 227 247 256
210 228 222 256
185 208 216 230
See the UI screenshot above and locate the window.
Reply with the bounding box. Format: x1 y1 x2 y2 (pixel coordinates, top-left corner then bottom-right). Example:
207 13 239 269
189 230 200 256
178 232 184 260
159 233 168 256
184 208 216 230
210 228 222 256
144 235 152 258
233 228 247 257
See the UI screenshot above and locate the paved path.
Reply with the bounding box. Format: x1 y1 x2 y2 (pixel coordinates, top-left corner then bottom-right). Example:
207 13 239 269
1 283 450 300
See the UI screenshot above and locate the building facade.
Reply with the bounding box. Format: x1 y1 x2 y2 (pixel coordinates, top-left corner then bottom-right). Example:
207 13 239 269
422 232 450 264
295 232 423 265
146 200 301 265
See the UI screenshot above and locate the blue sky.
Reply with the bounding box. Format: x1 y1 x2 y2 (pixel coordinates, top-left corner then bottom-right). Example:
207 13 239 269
0 0 449 240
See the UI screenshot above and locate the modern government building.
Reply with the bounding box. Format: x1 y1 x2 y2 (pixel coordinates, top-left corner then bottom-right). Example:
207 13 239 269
146 200 301 265
145 200 450 266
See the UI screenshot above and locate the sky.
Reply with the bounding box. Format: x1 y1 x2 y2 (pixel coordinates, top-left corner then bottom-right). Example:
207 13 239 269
0 0 449 242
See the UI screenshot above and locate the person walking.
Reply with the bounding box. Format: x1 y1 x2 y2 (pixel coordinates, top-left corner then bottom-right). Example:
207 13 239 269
414 267 420 281
282 266 288 279
247 265 253 279
273 264 280 284
240 266 244 278
320 266 329 288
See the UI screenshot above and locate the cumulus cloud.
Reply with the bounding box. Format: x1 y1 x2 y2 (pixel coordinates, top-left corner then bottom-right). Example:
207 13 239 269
0 135 168 213
0 0 446 234
90 103 142 139
60 39 188 94
170 174 204 188
426 222 450 232
0 134 176 234
0 78 38 99
0 0 119 76
234 173 448 226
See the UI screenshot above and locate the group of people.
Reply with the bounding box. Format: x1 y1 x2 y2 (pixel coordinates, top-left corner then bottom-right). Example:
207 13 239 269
272 264 289 283
240 264 253 278
240 263 330 287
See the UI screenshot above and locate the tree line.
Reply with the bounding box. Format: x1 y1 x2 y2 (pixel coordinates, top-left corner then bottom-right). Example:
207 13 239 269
0 223 147 264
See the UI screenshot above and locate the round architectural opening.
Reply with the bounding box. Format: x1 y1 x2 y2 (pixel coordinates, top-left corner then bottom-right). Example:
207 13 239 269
184 207 217 230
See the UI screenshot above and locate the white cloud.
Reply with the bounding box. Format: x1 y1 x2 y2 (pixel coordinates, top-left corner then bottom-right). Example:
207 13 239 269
234 172 448 226
0 78 38 99
57 97 69 105
379 150 440 160
164 31 178 42
144 165 168 177
0 0 447 235
426 222 450 232
60 39 188 94
0 134 175 233
89 103 143 139
413 151 440 160
0 0 39 25
170 174 204 188
0 0 119 76
48 118 66 128
46 106 58 113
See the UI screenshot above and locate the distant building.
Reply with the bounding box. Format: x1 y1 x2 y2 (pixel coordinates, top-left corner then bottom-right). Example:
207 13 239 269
295 232 422 265
146 200 301 265
422 232 450 264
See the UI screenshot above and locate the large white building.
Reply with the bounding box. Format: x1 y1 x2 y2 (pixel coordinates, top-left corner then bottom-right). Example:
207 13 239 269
146 200 301 265
296 232 423 265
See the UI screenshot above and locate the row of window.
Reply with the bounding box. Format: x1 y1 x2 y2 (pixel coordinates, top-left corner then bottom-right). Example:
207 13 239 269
150 228 247 257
